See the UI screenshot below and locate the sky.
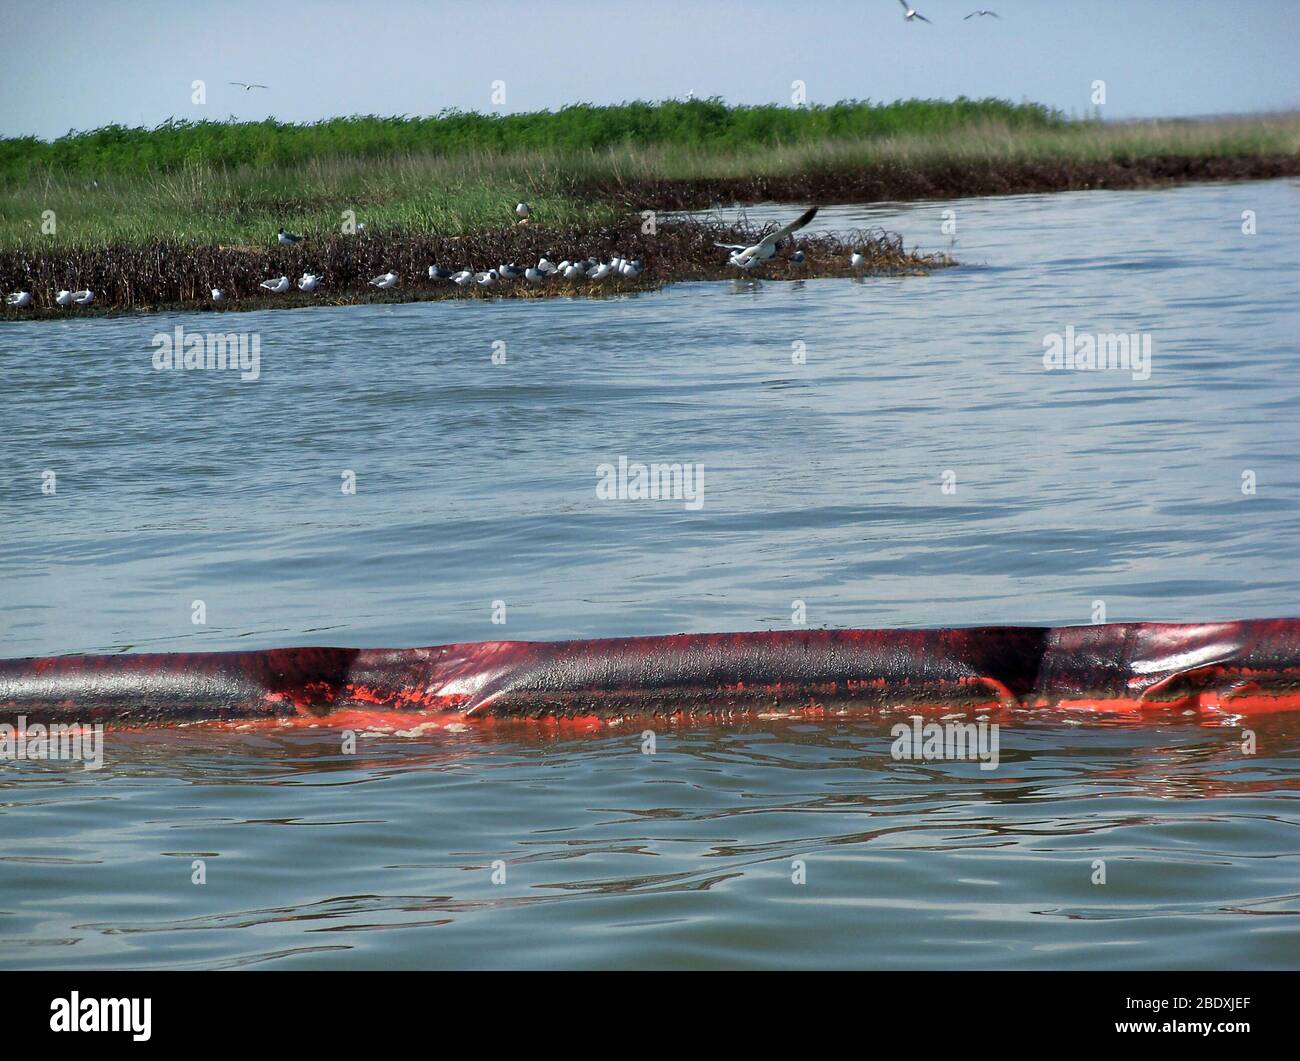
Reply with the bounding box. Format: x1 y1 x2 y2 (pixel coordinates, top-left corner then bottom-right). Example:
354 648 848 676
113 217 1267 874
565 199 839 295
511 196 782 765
1 0 1297 139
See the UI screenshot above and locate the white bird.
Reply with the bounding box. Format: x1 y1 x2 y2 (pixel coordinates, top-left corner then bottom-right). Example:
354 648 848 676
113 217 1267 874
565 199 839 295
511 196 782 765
850 252 866 268
499 263 524 280
368 272 399 289
72 289 94 305
55 290 73 306
230 81 268 91
898 0 932 22
211 288 225 302
298 273 321 292
6 291 32 307
790 250 806 265
260 276 290 293
475 270 500 287
451 270 474 286
516 202 531 221
621 259 643 278
589 263 613 281
562 264 584 280
429 264 453 280
537 257 557 274
717 206 819 269
964 9 999 18
524 267 546 282
556 260 572 272
277 228 304 245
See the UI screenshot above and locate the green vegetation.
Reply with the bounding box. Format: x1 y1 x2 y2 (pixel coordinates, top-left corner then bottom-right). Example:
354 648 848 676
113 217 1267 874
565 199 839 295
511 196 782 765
0 101 1295 252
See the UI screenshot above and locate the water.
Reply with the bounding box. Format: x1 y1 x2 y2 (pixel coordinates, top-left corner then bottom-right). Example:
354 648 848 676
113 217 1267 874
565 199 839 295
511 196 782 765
1 179 1298 968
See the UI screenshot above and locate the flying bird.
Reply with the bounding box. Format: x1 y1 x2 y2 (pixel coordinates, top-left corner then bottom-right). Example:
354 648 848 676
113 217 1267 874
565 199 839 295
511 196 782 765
5 291 32 307
260 276 290 293
898 0 932 22
964 9 999 18
230 82 268 91
716 206 819 269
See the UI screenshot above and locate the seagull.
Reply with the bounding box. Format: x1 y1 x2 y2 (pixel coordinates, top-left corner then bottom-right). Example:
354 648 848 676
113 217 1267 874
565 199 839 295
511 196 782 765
589 263 614 281
621 259 643 278
475 270 500 287
717 206 819 269
211 288 225 302
72 289 94 305
499 263 524 280
562 263 584 280
850 252 866 268
428 264 453 280
537 257 557 274
516 202 531 221
898 0 932 22
230 82 269 91
277 228 304 245
369 272 399 289
298 273 321 292
451 270 474 286
5 291 32 307
964 9 999 17
55 290 73 306
260 276 290 293
524 267 546 282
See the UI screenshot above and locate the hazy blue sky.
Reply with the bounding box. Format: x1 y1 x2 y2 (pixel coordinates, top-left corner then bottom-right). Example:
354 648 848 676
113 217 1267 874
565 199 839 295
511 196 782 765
2 0 1297 138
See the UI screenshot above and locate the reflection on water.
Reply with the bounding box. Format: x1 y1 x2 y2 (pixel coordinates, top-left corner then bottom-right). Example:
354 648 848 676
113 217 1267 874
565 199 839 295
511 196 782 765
1 179 1298 968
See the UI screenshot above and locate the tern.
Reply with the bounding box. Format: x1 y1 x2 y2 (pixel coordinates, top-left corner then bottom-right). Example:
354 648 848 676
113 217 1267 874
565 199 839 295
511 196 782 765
55 290 74 306
516 202 531 221
475 270 500 287
211 289 225 302
369 272 399 289
230 82 268 91
850 252 866 268
72 289 94 305
499 263 524 280
562 264 584 280
260 276 290 293
5 291 32 307
451 271 474 286
964 9 999 17
898 0 932 22
428 264 453 280
277 228 304 245
790 250 806 265
524 267 546 282
298 273 322 292
537 258 557 274
717 206 819 269
621 259 643 278
589 263 614 281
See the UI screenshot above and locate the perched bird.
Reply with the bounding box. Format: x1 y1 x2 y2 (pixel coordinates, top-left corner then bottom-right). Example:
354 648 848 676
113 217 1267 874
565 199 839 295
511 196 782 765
5 291 32 307
428 264 453 280
562 263 584 280
230 81 268 91
475 270 500 287
898 0 932 22
589 263 613 281
72 289 94 306
537 257 557 274
298 273 321 292
524 267 546 282
499 263 524 280
717 206 819 269
790 250 806 265
55 290 74 306
211 288 225 302
964 9 999 18
277 228 304 245
516 202 531 221
850 252 866 268
451 270 474 286
621 259 643 278
369 272 399 289
555 260 572 272
260 276 290 293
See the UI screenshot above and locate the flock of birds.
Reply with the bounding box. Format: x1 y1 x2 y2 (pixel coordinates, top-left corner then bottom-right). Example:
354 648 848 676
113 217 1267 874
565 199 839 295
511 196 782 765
4 202 866 310
899 2 999 22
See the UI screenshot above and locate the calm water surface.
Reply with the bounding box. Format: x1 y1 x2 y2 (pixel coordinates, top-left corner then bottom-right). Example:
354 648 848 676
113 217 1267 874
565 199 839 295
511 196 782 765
1 179 1297 968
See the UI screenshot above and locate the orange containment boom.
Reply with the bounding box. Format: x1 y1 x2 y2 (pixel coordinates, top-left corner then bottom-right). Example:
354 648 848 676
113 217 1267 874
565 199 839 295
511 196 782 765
2 620 1299 727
